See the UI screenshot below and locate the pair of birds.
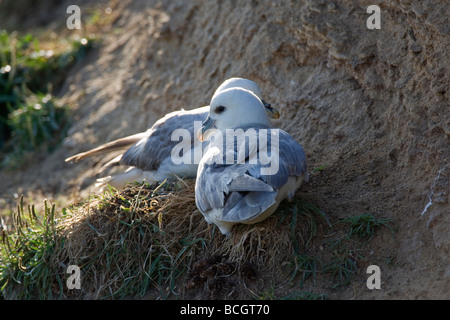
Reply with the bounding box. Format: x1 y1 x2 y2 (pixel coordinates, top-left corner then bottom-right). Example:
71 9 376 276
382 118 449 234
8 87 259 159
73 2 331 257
66 78 308 236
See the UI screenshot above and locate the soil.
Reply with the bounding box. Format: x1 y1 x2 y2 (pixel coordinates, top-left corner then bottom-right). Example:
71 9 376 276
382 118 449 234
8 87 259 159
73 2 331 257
0 0 449 299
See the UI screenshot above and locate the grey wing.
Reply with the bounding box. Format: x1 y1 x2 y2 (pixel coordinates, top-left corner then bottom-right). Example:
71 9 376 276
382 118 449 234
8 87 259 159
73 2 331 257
121 108 208 170
195 161 243 214
195 166 273 211
195 129 307 223
222 190 277 222
249 129 308 188
221 129 308 222
195 161 278 223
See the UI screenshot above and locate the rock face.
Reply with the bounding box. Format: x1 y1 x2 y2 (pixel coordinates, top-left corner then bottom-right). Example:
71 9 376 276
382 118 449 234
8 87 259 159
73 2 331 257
1 0 449 298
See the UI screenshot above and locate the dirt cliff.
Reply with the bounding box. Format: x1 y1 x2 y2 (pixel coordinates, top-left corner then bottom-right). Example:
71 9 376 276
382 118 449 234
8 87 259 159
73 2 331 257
1 0 449 299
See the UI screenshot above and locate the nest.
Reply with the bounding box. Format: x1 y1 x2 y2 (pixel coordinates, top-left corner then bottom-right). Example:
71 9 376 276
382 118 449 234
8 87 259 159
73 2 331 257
46 180 322 299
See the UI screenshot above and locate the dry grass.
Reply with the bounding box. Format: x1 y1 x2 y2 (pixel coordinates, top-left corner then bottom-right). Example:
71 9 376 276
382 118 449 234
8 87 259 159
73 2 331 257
54 180 210 298
1 179 333 299
54 179 317 298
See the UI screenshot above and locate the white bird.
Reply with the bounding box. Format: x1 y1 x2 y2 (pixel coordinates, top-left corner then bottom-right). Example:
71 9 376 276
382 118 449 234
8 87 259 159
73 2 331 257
195 87 308 236
65 78 279 190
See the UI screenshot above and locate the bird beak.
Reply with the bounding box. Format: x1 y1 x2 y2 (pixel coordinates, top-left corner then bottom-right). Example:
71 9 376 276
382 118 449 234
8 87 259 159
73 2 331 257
263 100 280 119
198 116 216 142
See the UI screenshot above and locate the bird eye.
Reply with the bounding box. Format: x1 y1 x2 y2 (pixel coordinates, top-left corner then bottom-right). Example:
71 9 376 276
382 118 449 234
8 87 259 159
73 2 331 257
215 106 226 114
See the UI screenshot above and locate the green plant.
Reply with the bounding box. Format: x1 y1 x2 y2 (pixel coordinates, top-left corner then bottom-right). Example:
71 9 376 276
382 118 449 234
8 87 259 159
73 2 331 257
277 198 330 253
312 164 328 173
2 93 70 168
290 253 321 287
0 181 208 300
324 251 358 289
0 29 93 166
0 196 63 299
336 214 394 241
65 181 209 299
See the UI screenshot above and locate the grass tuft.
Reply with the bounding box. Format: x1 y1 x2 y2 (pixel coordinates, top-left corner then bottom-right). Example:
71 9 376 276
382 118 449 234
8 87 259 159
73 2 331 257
324 251 359 289
290 253 321 287
0 195 63 299
336 213 394 241
56 180 209 299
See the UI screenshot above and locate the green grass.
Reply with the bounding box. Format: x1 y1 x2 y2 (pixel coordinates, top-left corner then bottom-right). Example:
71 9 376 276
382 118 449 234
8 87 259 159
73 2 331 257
336 213 394 241
0 181 208 299
278 202 395 292
0 29 93 168
0 185 397 299
0 195 63 299
312 164 328 173
323 251 359 289
2 93 71 167
290 253 321 287
62 181 204 299
276 199 329 289
277 198 331 251
320 214 394 288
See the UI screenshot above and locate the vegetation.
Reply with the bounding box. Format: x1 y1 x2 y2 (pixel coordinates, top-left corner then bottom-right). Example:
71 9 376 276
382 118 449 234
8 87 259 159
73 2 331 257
0 29 92 168
337 213 394 241
0 195 62 299
1 181 208 299
0 178 395 299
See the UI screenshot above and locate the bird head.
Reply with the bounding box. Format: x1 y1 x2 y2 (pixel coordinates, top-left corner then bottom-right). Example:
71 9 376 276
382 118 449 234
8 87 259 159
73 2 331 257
198 87 272 141
212 77 280 120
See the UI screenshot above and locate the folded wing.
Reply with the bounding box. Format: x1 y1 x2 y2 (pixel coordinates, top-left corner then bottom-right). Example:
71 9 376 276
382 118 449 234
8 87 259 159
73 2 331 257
195 128 307 223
